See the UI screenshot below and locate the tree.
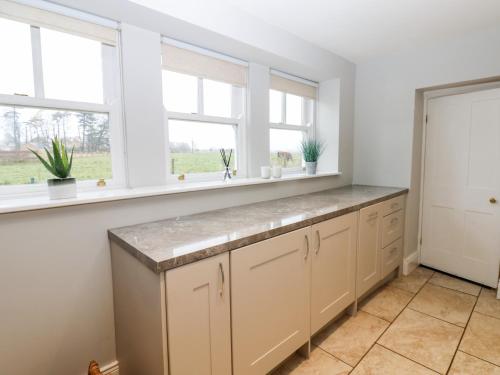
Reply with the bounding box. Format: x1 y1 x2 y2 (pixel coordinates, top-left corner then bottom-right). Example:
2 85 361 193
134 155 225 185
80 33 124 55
76 112 98 152
51 111 70 140
3 109 21 151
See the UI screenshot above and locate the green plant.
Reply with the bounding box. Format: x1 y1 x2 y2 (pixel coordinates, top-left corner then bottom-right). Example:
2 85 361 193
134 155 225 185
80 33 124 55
29 137 74 179
300 138 324 162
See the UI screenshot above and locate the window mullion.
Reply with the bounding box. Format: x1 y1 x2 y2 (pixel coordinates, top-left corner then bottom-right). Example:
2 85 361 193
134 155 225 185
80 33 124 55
197 77 204 115
30 26 45 98
281 91 286 124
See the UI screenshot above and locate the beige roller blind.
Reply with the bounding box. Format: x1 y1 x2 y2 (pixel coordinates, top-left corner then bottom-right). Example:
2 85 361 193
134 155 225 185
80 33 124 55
162 44 247 87
270 74 317 99
0 0 117 45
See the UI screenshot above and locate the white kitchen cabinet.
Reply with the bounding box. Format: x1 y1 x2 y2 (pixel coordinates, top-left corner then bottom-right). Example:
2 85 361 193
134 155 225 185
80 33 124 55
357 203 382 297
311 212 358 334
166 253 231 375
231 227 311 375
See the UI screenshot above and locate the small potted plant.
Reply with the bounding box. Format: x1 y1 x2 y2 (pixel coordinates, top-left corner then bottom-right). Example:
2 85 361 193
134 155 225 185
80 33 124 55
300 138 324 175
30 137 76 200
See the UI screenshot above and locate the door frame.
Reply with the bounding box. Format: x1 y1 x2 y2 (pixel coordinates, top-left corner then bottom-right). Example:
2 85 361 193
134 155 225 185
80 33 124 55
417 81 500 268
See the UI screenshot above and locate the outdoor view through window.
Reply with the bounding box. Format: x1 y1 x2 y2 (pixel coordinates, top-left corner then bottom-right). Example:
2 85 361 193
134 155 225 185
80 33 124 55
163 70 241 176
0 18 113 186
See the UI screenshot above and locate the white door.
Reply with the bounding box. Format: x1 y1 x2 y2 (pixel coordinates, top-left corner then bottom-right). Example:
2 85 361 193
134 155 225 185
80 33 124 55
421 88 500 287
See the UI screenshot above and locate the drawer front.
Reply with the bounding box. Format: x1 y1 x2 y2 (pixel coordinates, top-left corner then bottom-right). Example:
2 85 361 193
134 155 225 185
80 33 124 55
381 238 403 278
381 195 405 217
381 209 404 248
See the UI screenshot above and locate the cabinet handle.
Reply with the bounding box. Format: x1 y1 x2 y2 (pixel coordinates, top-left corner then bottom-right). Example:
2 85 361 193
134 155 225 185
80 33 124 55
390 247 398 254
304 235 310 260
391 203 399 209
391 217 399 225
315 230 321 254
218 263 225 297
368 212 378 219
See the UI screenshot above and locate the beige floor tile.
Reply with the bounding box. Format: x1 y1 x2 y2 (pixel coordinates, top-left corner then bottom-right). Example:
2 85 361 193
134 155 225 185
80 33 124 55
389 266 434 293
351 344 438 374
459 312 500 367
475 288 500 320
378 308 463 373
359 285 414 322
428 272 481 296
448 351 500 375
408 284 476 327
274 347 352 375
312 311 389 366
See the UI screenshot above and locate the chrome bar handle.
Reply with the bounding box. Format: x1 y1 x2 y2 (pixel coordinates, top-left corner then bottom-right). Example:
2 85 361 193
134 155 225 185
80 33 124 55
315 230 321 254
304 235 310 260
219 262 225 296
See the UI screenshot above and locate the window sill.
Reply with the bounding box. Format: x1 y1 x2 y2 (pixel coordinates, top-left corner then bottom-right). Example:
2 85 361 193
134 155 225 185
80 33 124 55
0 171 341 215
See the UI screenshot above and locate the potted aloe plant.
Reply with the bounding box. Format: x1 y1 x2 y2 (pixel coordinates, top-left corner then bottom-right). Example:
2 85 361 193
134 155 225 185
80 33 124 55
300 138 324 175
30 137 76 200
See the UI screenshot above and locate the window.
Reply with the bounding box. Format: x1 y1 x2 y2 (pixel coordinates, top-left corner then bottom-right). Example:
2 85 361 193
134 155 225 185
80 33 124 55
161 42 247 180
269 73 317 171
0 1 122 191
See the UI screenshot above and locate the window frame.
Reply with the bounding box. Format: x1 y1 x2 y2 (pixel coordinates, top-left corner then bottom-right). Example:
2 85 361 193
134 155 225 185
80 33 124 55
163 71 246 183
0 23 124 197
269 89 316 173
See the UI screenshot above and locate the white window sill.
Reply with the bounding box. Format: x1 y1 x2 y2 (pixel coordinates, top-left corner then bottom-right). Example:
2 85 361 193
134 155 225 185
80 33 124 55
0 171 341 215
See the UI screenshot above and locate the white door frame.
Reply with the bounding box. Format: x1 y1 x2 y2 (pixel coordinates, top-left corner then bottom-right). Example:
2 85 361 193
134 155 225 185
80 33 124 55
417 81 500 268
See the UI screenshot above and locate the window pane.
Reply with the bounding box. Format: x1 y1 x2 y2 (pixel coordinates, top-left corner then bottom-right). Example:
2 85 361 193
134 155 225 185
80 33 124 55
270 128 303 168
203 79 232 117
0 105 111 185
169 120 236 175
0 18 34 96
269 89 282 123
163 70 198 113
41 28 104 103
285 93 303 125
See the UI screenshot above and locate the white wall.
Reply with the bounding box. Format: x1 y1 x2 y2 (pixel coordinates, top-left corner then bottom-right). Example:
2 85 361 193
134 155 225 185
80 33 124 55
353 24 500 258
0 1 356 374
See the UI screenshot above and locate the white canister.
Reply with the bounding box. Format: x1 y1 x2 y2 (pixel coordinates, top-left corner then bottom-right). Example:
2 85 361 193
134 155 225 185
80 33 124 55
261 166 271 179
272 166 282 178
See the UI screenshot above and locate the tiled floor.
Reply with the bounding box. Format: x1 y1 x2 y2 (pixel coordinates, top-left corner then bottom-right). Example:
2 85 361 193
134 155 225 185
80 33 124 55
273 267 500 374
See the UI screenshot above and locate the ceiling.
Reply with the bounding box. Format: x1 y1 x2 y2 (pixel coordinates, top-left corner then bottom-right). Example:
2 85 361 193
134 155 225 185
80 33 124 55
225 0 500 62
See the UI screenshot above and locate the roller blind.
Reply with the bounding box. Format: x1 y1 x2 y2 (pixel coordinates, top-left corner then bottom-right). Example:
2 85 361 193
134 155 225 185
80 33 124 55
162 44 247 87
270 74 317 99
0 0 118 45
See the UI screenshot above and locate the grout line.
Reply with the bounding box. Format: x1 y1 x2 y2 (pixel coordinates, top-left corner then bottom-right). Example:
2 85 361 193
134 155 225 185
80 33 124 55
472 310 500 323
349 271 432 372
376 343 441 374
445 286 481 374
405 307 470 329
313 344 355 369
455 350 500 369
427 280 481 297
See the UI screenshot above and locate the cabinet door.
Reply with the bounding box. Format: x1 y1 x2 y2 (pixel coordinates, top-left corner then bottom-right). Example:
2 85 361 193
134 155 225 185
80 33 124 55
166 253 231 375
357 203 382 297
311 212 358 334
231 227 311 375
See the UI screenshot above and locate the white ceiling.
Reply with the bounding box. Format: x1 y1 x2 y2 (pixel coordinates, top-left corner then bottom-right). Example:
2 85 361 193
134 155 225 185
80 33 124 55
225 0 500 62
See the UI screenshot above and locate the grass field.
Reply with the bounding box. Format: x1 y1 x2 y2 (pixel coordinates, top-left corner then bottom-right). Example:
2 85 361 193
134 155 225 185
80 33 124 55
171 151 235 174
0 153 112 185
0 151 304 185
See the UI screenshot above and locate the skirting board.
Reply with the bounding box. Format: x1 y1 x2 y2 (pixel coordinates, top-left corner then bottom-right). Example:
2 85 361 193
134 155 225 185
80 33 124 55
403 251 419 275
101 361 119 375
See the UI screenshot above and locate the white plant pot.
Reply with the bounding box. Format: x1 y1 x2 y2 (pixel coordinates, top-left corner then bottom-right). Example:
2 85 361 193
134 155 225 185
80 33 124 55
48 178 77 200
305 162 317 175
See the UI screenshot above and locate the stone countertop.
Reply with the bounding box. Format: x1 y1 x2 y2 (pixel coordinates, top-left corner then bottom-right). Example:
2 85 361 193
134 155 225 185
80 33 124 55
108 185 408 273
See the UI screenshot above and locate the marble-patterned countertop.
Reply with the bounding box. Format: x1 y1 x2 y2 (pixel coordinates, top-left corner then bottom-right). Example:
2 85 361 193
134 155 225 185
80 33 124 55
108 185 408 273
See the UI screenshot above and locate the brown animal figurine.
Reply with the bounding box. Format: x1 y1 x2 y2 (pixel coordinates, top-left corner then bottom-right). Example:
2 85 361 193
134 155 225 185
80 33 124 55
88 360 103 375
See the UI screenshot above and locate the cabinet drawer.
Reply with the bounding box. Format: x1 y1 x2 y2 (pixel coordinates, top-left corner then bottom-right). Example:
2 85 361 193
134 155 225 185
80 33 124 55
381 195 405 217
381 238 403 278
381 210 404 248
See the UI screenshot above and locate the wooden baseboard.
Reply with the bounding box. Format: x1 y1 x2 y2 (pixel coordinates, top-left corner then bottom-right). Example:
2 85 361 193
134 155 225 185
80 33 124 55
403 251 419 275
101 361 119 375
